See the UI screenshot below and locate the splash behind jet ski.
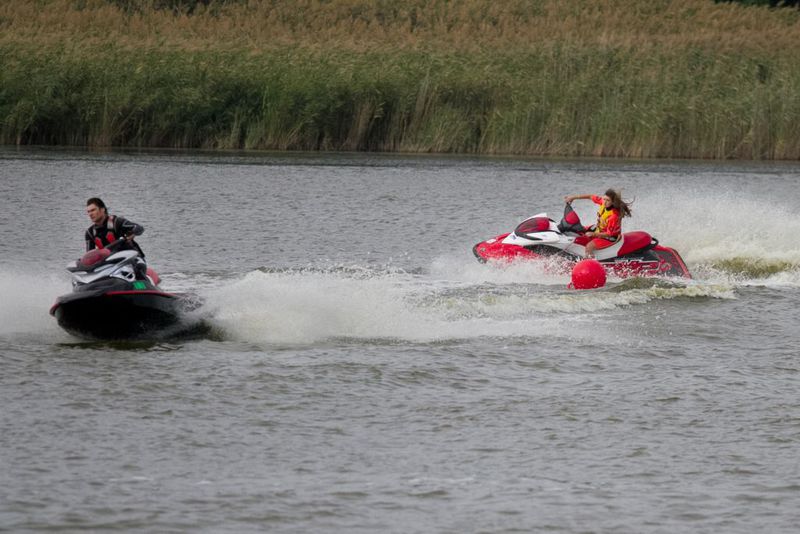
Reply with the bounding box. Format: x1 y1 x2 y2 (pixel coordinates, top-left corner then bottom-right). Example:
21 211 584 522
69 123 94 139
473 204 691 279
50 240 198 340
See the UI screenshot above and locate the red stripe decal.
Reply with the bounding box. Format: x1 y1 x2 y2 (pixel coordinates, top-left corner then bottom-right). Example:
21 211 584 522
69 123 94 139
104 290 177 298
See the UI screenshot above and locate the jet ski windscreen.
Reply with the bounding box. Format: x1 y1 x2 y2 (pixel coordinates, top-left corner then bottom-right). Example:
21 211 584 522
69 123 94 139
515 217 551 235
78 248 111 268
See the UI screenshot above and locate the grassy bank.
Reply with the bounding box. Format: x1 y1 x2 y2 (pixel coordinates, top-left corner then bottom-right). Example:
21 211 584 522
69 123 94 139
2 0 800 158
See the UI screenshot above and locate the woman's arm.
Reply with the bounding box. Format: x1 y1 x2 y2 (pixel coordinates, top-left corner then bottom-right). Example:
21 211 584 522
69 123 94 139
564 194 593 204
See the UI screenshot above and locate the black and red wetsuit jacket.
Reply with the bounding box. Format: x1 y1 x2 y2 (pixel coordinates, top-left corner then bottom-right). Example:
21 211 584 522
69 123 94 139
85 215 145 257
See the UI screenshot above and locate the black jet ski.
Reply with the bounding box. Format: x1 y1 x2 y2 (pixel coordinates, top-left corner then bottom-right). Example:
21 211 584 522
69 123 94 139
50 241 197 340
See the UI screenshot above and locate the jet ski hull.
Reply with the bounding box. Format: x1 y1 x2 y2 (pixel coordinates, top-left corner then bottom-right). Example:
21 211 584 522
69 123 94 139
50 290 187 340
473 235 691 279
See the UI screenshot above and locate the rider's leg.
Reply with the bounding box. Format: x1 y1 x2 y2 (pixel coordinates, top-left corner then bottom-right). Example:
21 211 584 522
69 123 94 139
585 240 597 258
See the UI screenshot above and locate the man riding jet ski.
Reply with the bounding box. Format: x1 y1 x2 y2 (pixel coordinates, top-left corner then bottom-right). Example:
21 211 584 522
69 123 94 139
50 198 195 339
472 204 691 279
84 197 145 256
49 237 195 340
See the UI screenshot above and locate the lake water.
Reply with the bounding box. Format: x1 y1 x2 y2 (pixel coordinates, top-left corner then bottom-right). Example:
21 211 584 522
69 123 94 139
1 148 799 532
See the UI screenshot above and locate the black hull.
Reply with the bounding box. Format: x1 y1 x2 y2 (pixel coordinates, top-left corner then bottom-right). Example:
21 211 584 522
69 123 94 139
52 291 187 340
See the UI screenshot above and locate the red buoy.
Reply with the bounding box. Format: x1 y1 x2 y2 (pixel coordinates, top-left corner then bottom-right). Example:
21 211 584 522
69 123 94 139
570 259 607 289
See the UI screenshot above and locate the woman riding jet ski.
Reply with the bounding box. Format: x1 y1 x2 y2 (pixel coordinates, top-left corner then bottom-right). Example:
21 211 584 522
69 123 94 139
472 202 691 279
50 238 195 340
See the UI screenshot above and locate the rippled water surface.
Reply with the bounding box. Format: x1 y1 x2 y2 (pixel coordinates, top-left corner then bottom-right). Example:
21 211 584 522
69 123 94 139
2 148 800 532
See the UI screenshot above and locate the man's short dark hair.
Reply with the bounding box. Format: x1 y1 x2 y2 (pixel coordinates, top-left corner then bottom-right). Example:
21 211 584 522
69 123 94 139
87 197 106 210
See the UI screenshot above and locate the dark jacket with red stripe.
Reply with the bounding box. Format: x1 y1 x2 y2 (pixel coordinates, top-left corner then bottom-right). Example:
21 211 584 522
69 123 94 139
85 215 145 257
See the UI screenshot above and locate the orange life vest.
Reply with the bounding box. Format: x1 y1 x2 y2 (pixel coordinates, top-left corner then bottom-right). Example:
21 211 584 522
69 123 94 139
596 205 615 232
591 196 621 240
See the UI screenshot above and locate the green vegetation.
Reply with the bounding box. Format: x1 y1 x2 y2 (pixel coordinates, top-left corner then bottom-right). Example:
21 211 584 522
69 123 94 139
1 0 800 158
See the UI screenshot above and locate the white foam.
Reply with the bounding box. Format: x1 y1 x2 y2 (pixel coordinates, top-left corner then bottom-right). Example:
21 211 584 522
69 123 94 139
635 191 800 276
0 268 72 340
199 268 579 344
197 266 735 346
741 268 800 289
431 253 571 286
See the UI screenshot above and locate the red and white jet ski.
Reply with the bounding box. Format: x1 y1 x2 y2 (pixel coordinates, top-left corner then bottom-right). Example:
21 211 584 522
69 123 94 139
473 204 691 278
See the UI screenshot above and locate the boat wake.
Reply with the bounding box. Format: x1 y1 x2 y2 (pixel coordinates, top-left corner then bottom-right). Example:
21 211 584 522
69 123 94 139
3 210 797 346
188 261 736 346
633 192 800 286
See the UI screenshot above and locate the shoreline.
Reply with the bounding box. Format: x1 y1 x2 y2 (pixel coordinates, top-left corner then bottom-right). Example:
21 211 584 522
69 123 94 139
4 144 800 166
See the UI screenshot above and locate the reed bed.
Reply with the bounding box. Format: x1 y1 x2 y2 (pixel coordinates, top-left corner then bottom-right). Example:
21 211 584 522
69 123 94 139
2 0 799 158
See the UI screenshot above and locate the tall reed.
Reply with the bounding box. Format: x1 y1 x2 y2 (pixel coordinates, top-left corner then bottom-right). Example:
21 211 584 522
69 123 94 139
1 0 799 158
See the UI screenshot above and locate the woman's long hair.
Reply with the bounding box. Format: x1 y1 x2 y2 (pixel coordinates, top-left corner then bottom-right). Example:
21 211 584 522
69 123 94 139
605 189 632 218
